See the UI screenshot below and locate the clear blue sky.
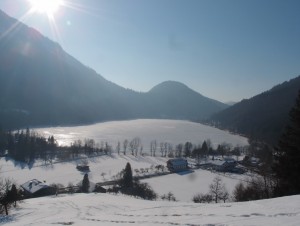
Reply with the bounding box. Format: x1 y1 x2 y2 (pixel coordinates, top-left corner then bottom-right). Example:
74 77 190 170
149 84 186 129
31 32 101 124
1 0 300 102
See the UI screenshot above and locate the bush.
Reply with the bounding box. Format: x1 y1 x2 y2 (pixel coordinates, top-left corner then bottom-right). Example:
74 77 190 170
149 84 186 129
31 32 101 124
108 180 157 200
130 181 157 200
233 177 270 202
192 193 212 203
161 192 176 201
108 163 157 200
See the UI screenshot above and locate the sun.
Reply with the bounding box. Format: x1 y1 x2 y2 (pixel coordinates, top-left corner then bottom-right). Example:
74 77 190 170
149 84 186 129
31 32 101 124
29 0 63 16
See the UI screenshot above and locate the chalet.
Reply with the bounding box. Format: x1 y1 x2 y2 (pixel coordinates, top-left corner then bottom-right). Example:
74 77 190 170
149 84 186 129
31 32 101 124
21 179 55 198
167 158 188 172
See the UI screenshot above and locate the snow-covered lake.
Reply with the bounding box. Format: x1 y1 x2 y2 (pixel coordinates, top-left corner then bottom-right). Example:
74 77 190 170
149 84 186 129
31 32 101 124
34 119 248 150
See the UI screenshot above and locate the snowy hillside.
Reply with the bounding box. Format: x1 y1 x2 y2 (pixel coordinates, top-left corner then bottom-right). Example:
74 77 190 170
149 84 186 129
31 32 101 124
1 193 300 226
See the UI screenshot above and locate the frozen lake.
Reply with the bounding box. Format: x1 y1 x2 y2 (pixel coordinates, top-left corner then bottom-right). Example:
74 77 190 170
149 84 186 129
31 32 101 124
34 119 248 150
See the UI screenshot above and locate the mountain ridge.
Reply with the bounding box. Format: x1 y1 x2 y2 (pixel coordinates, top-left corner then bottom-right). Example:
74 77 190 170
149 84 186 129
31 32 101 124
0 10 227 129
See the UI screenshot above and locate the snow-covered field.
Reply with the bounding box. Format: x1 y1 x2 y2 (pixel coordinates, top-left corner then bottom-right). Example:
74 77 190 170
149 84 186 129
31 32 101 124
1 154 249 202
34 119 248 149
2 193 300 226
144 170 247 202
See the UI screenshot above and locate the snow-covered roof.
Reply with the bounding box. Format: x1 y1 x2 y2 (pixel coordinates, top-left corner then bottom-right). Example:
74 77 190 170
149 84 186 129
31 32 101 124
21 179 50 194
168 158 187 166
209 160 226 166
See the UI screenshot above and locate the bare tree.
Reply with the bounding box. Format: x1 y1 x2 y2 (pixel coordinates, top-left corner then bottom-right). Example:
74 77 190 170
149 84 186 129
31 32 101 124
129 137 141 156
218 142 232 157
193 145 201 165
220 188 229 203
161 192 176 201
0 178 18 215
84 138 95 155
123 139 128 155
184 142 192 157
150 140 157 156
160 142 164 157
116 141 121 155
104 142 109 154
176 143 183 157
165 142 171 157
139 145 143 156
209 176 227 203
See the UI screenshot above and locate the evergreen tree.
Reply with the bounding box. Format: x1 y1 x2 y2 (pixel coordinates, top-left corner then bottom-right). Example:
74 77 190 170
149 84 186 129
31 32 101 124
273 90 300 196
82 173 90 193
201 141 208 157
121 162 133 188
9 184 18 207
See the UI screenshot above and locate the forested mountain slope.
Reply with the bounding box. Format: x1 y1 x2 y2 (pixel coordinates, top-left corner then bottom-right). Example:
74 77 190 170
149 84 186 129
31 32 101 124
209 76 300 144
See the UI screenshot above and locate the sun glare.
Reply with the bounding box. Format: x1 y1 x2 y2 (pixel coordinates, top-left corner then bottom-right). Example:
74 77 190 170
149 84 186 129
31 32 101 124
29 0 63 15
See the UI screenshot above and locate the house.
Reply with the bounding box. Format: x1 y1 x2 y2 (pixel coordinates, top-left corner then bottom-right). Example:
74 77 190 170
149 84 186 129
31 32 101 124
211 160 237 172
200 158 237 172
167 158 188 172
21 179 55 198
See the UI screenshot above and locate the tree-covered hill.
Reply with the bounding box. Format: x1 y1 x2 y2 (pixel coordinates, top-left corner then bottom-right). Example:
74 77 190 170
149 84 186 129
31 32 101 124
209 76 300 144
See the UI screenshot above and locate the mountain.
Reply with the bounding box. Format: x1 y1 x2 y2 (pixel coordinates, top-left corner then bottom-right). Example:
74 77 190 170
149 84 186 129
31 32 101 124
0 10 227 129
209 76 300 144
145 81 227 120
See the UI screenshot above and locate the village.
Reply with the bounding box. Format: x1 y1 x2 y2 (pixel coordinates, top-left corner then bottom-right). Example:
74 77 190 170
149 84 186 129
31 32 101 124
16 154 259 200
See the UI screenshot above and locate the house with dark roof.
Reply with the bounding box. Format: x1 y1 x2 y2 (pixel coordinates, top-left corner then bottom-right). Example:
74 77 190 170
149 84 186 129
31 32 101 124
21 179 55 198
167 158 188 172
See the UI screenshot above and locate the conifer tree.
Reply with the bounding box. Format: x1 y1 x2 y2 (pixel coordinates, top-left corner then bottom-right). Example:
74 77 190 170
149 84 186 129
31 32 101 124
9 184 18 207
82 173 90 193
273 90 300 196
121 162 133 188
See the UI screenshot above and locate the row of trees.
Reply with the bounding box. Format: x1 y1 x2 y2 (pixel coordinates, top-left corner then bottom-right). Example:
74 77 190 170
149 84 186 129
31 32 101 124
0 128 248 165
0 128 57 163
0 129 113 164
116 137 245 160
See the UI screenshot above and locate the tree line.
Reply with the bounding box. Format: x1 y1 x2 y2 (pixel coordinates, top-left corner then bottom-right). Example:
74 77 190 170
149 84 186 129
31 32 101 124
0 128 112 164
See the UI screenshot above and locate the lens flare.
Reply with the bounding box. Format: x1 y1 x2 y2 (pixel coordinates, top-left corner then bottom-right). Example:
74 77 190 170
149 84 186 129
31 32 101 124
29 0 63 15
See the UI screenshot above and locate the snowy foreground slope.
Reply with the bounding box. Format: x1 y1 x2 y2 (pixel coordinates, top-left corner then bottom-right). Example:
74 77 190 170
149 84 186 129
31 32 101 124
1 193 300 226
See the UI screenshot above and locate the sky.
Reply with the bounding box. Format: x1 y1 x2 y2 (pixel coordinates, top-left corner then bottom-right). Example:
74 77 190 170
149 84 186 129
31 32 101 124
0 0 300 103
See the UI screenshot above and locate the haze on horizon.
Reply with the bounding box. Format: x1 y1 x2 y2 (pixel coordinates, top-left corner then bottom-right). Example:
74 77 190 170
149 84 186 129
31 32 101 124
0 0 299 103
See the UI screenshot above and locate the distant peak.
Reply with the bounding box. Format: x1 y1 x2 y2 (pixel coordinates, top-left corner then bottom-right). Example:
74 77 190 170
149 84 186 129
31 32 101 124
149 81 190 92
